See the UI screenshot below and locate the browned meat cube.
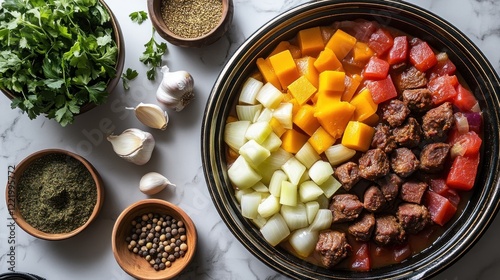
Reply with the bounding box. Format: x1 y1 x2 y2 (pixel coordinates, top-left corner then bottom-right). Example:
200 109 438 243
358 149 390 181
329 194 364 223
380 99 410 127
400 181 428 204
422 102 454 142
363 185 387 212
334 162 361 191
402 88 433 113
419 142 450 173
394 66 428 90
377 173 403 201
390 147 420 178
397 203 431 234
393 117 422 148
348 212 375 242
371 123 397 153
373 215 407 246
315 230 352 268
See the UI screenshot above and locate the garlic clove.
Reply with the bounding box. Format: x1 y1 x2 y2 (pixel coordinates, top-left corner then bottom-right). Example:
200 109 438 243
129 103 169 130
107 128 155 165
139 172 176 195
156 65 195 112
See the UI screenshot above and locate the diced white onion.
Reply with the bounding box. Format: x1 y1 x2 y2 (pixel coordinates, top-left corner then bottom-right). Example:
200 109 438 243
454 112 469 134
228 156 262 190
256 82 283 109
305 201 320 224
260 213 290 246
245 121 273 144
308 160 334 185
239 77 264 105
299 180 324 202
236 104 263 122
241 192 262 219
224 120 251 151
256 148 293 185
260 132 282 152
308 209 333 232
280 204 309 231
239 139 271 167
280 181 298 206
269 170 288 197
289 228 319 258
252 181 269 193
319 175 342 198
258 195 281 218
234 188 254 203
273 102 293 129
281 157 306 186
257 108 274 123
295 142 321 169
325 144 357 166
251 214 267 229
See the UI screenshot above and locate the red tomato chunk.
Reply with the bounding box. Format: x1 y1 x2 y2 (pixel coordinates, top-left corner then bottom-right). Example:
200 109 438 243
446 153 480 191
363 56 390 80
368 28 394 56
387 35 408 65
425 191 457 226
409 39 437 72
428 75 458 105
454 84 478 112
351 243 371 272
367 75 398 104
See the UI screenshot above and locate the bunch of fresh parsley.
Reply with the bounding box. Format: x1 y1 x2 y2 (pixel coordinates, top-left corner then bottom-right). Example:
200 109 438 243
0 0 119 126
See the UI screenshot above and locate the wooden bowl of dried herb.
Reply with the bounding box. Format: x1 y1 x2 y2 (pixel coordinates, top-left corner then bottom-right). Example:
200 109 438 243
147 0 234 48
5 149 104 241
0 0 125 127
112 199 197 280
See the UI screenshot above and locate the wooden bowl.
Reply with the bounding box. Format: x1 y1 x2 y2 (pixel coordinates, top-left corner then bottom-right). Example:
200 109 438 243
147 0 233 48
5 149 104 241
0 0 125 117
112 199 197 280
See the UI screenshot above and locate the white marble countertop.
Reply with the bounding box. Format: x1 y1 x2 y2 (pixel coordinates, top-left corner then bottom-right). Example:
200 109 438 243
1 0 500 279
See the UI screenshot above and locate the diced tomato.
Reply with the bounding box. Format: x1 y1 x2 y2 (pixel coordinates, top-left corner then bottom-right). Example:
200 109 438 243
409 39 437 72
429 53 457 79
351 243 371 272
446 153 480 191
428 75 458 105
451 131 482 157
363 56 390 80
351 20 379 42
368 28 394 56
387 36 408 65
453 84 478 112
429 179 460 207
367 75 398 104
425 191 457 226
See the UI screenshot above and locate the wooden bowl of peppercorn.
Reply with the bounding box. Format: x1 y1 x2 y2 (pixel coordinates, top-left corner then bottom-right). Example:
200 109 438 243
112 199 197 280
147 0 233 48
5 149 104 241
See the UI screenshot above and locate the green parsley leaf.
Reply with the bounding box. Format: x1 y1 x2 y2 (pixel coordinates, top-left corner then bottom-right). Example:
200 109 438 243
121 68 138 90
129 11 148 24
140 28 167 81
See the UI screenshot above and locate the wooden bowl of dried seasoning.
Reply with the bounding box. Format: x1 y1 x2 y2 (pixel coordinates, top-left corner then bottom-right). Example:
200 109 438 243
5 149 104 241
111 199 197 280
147 0 234 48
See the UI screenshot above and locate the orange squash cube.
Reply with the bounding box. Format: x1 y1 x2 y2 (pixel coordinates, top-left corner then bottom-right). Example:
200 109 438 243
256 58 282 90
314 47 342 73
314 101 356 139
295 56 320 88
350 87 378 123
293 104 321 136
268 50 301 90
341 74 363 102
325 29 357 60
341 121 375 152
281 129 309 154
287 75 317 105
308 126 336 154
318 70 346 93
298 26 325 57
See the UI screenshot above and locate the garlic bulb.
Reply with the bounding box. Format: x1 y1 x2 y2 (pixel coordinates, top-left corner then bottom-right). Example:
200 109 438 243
107 128 155 165
139 172 175 195
156 65 194 112
127 103 169 130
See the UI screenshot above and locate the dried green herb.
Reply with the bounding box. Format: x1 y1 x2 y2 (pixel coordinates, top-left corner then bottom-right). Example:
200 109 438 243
16 154 97 234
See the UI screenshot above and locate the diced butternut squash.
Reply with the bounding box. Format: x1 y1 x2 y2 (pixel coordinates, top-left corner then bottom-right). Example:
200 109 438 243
350 88 378 123
293 104 321 136
268 41 292 58
314 47 342 73
341 74 363 102
313 89 343 107
269 117 287 137
287 75 317 105
298 26 325 57
351 41 374 63
256 58 282 90
295 56 319 88
281 129 309 154
314 101 356 139
325 29 357 60
341 121 375 152
318 70 346 93
308 126 336 154
268 50 301 90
